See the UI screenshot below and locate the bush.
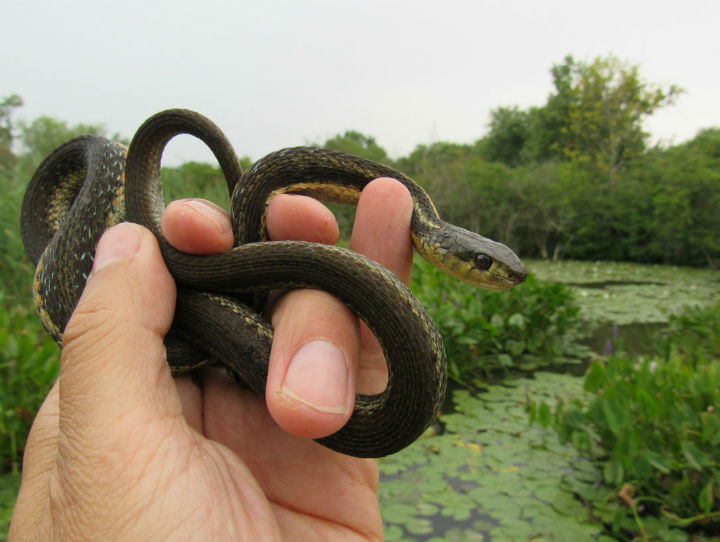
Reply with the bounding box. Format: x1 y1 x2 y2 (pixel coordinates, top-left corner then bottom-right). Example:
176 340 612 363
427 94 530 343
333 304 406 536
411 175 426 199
411 258 584 385
0 171 35 309
658 302 720 363
530 299 720 539
0 303 59 474
554 357 719 530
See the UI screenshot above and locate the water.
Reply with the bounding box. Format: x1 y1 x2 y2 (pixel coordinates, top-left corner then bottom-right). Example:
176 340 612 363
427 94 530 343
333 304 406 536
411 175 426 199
580 322 667 358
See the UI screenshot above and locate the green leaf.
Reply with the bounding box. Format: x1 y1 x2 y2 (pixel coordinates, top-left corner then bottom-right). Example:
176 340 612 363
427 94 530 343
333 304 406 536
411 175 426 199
507 313 526 329
382 503 417 524
636 389 658 417
584 361 607 392
603 457 624 486
405 516 433 535
601 398 624 436
681 441 710 470
642 450 672 474
506 339 525 356
699 479 714 513
490 314 504 329
497 354 513 367
538 402 552 428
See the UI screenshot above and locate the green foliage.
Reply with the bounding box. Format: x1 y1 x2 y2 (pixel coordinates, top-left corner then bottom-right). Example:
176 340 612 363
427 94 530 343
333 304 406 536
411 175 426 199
160 161 235 209
319 130 395 235
0 472 20 540
0 303 60 475
0 94 23 178
411 259 584 384
322 130 392 165
530 300 720 539
16 115 107 176
478 105 531 166
637 134 720 267
0 174 34 309
659 301 720 363
557 55 682 186
395 54 711 267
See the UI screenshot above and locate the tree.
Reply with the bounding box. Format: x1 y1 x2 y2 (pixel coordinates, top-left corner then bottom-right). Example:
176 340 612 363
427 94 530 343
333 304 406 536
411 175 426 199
0 94 23 178
478 106 531 166
322 130 391 164
161 161 231 209
398 142 524 246
316 131 392 236
555 55 682 187
395 141 475 226
644 130 720 266
17 116 106 174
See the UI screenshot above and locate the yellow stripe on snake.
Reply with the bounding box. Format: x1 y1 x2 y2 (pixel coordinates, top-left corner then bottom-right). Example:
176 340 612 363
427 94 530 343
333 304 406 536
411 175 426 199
21 109 527 457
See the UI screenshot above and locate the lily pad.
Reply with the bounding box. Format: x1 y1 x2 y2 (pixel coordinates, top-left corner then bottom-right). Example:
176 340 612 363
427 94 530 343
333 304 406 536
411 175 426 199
379 372 605 541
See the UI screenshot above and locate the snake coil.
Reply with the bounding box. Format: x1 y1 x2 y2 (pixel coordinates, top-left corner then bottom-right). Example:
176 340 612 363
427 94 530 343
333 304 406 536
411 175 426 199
21 109 526 457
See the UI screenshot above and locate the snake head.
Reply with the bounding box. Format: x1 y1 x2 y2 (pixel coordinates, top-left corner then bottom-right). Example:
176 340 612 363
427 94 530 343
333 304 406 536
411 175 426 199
415 224 527 290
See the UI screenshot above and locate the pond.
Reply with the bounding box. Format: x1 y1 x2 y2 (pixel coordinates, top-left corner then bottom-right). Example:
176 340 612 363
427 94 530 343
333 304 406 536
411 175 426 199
379 260 720 541
378 372 613 541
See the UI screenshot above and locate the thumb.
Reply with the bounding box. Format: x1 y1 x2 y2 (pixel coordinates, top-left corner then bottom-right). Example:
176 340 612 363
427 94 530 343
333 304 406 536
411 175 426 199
59 222 180 447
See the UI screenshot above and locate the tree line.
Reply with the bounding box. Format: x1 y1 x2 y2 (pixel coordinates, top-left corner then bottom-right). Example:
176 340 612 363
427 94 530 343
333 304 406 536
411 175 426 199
2 54 718 267
326 56 718 267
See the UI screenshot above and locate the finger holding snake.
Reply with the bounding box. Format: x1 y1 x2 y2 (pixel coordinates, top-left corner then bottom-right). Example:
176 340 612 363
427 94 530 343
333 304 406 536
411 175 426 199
12 211 385 540
161 188 411 441
265 178 414 439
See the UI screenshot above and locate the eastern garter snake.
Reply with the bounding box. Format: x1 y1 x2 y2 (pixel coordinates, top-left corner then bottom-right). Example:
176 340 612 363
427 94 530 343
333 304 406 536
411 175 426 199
21 109 527 457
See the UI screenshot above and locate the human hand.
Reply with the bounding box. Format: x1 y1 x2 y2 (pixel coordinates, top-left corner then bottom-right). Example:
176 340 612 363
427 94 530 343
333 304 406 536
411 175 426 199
9 178 413 540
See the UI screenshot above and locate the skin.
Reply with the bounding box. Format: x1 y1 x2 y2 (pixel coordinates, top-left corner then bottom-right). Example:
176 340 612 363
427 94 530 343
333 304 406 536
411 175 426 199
9 177 413 541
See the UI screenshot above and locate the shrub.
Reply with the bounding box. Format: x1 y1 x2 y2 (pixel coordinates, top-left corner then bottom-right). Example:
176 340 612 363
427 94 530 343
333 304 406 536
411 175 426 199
530 300 720 539
0 172 35 309
553 357 719 530
411 258 584 385
0 303 59 474
658 301 720 362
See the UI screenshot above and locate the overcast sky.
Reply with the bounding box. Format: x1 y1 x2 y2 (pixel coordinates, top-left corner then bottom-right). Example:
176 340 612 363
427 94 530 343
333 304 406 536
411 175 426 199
6 0 720 165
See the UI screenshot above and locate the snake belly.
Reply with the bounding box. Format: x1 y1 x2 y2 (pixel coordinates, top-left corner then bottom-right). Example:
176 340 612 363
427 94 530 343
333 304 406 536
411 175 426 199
21 109 526 457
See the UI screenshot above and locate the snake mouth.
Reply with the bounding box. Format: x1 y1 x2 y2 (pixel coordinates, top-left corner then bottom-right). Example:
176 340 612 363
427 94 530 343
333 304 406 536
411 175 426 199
434 259 526 290
485 268 527 290
498 259 528 288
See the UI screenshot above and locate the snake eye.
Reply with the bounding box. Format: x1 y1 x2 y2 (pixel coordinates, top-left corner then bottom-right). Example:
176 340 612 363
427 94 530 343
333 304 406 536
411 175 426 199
475 254 493 270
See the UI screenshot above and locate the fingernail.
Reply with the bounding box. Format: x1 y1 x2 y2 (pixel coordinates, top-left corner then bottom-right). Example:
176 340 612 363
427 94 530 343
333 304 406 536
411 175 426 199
281 341 349 413
184 200 230 234
92 223 142 272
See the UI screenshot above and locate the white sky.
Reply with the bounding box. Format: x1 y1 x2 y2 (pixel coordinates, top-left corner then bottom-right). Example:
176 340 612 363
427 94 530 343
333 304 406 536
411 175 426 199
5 0 720 165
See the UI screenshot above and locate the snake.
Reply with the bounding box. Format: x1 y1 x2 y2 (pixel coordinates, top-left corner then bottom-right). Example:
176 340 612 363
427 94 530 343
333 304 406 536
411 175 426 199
20 109 527 457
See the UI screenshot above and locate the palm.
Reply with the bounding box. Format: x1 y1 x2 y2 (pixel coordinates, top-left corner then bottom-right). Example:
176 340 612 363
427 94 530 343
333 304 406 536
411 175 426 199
176 378 381 540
